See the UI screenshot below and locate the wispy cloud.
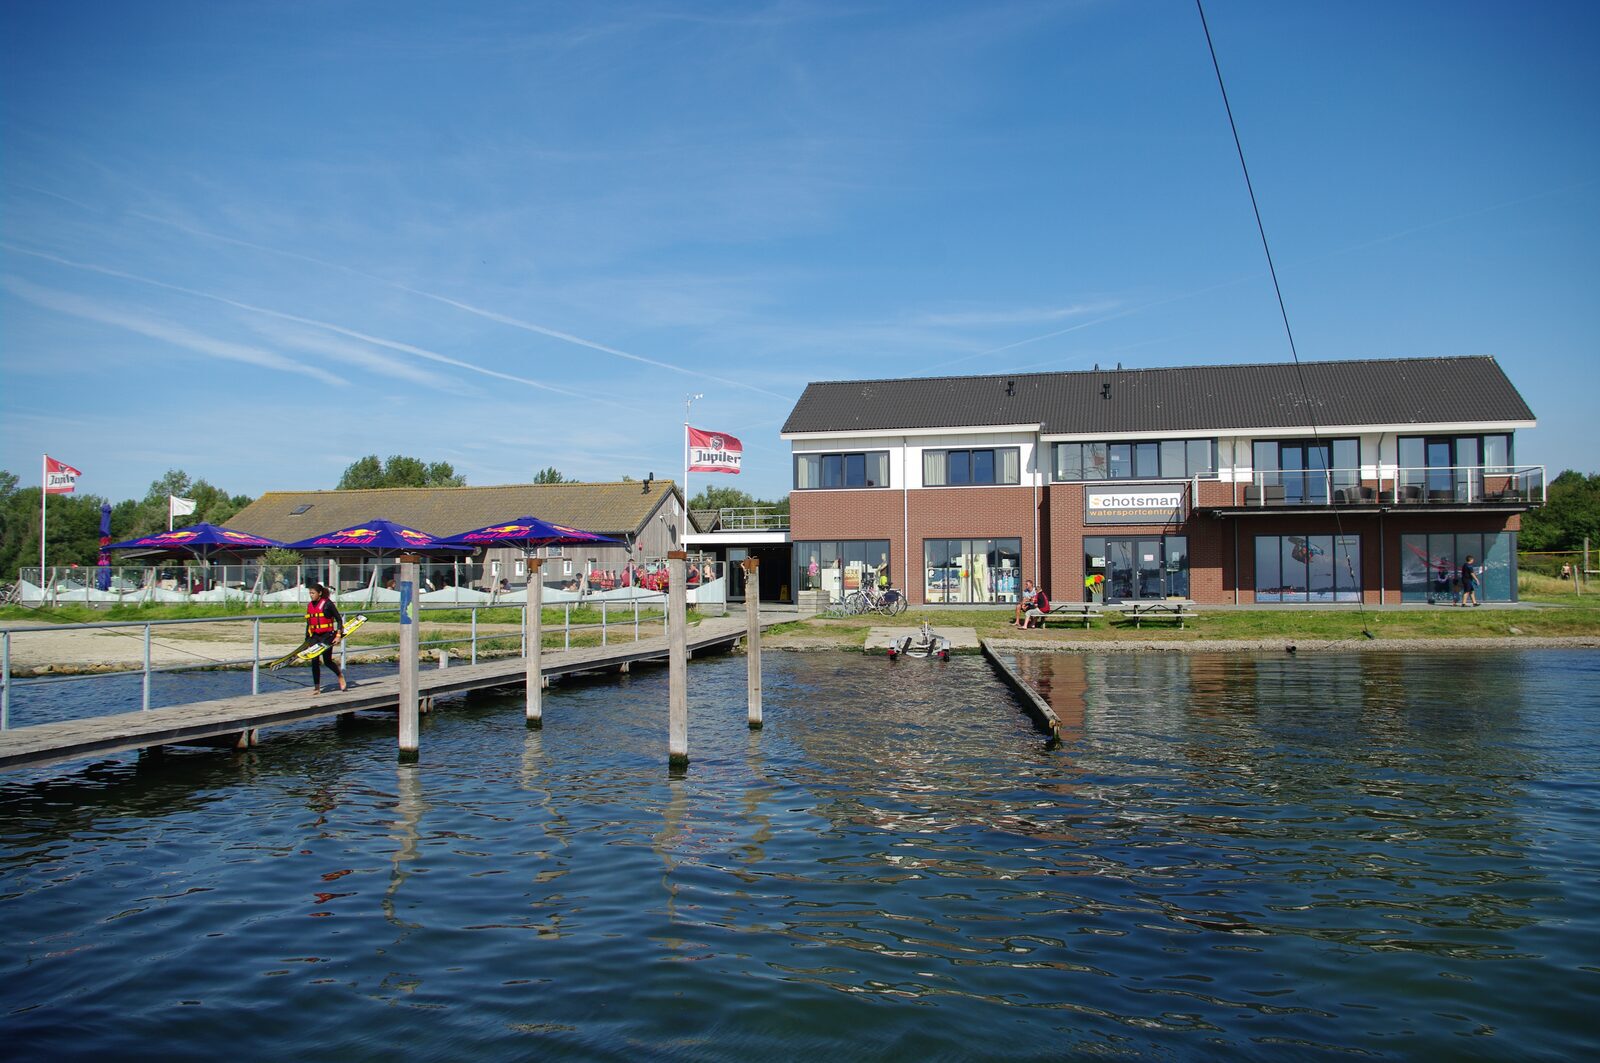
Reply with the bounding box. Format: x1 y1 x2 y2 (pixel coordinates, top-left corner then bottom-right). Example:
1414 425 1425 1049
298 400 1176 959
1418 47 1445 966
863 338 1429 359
1 275 345 386
911 299 1121 328
239 317 470 393
0 243 644 410
122 212 794 400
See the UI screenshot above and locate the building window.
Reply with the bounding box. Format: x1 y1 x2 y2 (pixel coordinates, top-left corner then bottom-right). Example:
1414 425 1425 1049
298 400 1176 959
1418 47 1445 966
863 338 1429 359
1083 535 1189 602
1253 534 1361 603
923 538 1022 603
794 451 890 489
795 540 891 601
1400 532 1516 604
1398 434 1514 500
923 448 1020 486
1053 439 1215 481
1252 439 1360 503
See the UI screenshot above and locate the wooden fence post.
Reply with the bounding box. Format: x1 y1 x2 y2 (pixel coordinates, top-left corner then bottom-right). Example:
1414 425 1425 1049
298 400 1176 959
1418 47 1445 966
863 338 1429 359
742 557 762 729
398 555 420 762
668 551 688 766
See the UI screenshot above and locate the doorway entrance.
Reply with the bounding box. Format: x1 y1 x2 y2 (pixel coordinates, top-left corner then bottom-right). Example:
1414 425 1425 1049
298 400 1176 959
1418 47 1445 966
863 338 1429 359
1084 535 1190 602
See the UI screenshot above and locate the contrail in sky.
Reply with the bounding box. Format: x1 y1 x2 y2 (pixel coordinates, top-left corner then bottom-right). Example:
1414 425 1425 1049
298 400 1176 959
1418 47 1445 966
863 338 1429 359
1 243 646 411
127 212 792 401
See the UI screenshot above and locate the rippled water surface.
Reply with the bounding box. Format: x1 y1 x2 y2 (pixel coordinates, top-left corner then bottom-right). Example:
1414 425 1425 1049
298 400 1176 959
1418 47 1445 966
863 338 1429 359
3 649 1597 1060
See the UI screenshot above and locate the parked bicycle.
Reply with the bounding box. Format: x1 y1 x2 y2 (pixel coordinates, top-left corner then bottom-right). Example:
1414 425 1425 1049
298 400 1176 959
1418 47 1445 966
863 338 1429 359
842 584 908 616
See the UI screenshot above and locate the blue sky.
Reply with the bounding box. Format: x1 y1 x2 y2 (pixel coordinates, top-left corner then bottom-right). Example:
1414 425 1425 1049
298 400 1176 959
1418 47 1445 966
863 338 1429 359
3 1 1595 507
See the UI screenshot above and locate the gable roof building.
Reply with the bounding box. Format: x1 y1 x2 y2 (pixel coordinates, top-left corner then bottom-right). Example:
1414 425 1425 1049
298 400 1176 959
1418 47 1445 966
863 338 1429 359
230 480 685 553
781 355 1542 608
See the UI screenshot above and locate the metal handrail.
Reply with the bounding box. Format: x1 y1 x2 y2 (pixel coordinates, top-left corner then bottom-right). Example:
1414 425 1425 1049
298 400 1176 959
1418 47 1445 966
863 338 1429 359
0 598 678 728
1234 464 1546 506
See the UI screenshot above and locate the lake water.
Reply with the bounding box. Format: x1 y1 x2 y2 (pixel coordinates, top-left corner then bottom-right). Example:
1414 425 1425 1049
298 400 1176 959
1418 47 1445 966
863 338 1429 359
2 649 1597 1060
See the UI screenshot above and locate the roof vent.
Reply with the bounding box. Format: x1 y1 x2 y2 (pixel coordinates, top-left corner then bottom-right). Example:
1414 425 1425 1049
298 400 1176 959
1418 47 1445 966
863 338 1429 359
1101 382 1112 400
1005 379 1015 397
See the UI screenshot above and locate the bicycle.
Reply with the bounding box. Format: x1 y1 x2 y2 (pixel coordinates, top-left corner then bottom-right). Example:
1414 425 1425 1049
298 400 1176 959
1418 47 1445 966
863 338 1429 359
843 584 908 616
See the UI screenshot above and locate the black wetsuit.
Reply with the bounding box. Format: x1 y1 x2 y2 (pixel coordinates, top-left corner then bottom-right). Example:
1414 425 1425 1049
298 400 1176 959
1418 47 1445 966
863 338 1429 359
306 598 344 688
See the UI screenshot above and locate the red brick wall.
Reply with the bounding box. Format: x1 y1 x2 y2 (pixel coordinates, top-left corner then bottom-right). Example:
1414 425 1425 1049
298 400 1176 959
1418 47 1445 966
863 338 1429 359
794 482 1525 605
791 486 1038 604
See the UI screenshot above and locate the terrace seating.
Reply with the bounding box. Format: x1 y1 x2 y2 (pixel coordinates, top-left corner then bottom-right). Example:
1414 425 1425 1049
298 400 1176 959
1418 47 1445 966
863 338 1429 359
1243 485 1286 506
1034 602 1103 628
1113 600 1200 628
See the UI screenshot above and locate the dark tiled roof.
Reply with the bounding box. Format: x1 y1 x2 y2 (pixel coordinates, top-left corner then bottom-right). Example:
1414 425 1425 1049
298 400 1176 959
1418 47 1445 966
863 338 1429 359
230 480 680 543
781 356 1535 436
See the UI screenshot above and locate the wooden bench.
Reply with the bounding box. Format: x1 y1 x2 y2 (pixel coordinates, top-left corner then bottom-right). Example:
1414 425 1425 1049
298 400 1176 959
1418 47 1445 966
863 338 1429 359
1033 603 1103 628
1114 601 1200 629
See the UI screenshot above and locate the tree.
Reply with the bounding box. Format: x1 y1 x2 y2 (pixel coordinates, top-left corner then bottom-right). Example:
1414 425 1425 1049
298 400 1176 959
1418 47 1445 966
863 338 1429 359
690 486 755 511
532 467 567 484
337 455 466 490
1521 470 1600 553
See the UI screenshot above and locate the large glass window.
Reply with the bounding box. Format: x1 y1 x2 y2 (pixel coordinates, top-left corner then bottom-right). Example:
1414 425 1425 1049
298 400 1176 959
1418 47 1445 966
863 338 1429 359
794 451 889 490
923 538 1022 603
924 448 1020 487
1054 439 1215 481
795 540 891 602
1083 535 1190 602
1400 531 1516 603
1398 434 1515 500
1254 534 1362 602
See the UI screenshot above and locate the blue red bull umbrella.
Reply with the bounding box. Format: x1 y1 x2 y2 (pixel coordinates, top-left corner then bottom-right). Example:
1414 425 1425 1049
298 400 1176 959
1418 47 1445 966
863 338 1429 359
108 521 287 562
284 518 472 556
437 516 622 550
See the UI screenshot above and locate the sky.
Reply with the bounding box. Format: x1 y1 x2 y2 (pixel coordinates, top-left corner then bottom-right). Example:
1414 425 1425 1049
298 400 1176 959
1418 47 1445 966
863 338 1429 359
2 0 1596 509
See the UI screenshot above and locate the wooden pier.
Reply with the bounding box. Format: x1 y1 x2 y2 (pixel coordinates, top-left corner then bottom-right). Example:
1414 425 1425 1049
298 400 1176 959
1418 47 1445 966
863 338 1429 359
0 615 779 774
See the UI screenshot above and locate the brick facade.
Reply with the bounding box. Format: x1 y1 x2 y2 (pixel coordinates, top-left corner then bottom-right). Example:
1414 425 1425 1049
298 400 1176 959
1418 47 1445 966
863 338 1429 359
796 481 1524 606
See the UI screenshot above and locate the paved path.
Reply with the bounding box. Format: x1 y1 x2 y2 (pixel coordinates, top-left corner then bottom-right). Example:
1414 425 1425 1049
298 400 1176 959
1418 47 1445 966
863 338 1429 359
0 615 779 773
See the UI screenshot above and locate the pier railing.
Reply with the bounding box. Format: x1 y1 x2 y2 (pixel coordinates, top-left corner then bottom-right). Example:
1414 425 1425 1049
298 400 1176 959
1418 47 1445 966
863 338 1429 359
0 596 693 729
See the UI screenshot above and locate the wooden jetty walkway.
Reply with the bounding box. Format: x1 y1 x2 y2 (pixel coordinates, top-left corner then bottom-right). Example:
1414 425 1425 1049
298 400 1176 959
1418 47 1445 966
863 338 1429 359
0 615 780 774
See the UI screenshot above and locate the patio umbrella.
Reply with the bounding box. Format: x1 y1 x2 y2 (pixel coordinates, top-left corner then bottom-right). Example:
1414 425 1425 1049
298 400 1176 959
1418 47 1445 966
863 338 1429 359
436 516 622 552
283 518 472 557
108 522 288 563
96 502 112 591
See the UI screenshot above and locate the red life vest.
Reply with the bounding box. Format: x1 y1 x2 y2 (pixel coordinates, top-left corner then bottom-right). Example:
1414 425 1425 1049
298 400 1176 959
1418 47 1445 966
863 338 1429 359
306 598 337 635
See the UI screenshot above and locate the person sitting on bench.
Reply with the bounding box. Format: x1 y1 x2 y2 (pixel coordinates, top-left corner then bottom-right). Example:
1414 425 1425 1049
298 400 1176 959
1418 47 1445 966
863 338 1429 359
1021 585 1052 629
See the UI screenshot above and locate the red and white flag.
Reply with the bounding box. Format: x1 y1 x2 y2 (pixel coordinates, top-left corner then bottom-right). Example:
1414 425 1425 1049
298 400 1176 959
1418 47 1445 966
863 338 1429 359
44 455 82 494
687 427 742 474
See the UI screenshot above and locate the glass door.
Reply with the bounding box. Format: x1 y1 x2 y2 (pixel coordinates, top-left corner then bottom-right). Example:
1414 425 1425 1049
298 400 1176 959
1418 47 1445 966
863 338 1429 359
727 548 748 600
1136 539 1163 598
1425 438 1454 500
1105 540 1136 602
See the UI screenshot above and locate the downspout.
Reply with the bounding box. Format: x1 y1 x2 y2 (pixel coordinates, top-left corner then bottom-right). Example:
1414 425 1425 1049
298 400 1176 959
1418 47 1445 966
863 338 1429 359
1033 429 1042 586
902 435 910 599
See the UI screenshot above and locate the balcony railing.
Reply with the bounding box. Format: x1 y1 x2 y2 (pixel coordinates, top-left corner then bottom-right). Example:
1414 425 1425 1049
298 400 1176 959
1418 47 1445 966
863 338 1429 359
1228 465 1546 507
716 506 790 531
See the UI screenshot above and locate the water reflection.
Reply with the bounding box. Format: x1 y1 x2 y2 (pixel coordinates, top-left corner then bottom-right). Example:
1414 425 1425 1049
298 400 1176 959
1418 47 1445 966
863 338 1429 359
0 649 1596 1060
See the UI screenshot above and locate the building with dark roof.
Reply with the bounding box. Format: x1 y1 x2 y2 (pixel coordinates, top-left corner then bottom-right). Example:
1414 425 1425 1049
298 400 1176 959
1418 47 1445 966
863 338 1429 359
781 356 1543 607
230 479 688 588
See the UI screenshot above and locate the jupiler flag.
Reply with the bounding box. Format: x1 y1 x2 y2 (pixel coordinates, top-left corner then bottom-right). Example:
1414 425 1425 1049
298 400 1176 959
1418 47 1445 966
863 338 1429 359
687 427 742 474
44 456 82 494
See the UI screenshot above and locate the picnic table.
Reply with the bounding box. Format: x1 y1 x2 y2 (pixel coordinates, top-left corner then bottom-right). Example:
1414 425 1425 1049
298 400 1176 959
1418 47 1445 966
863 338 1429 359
1114 600 1199 628
1036 602 1103 628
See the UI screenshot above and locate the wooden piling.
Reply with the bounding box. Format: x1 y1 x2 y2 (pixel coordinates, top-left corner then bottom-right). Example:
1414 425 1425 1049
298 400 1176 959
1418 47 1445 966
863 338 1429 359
397 555 421 762
742 557 762 729
525 556 545 728
668 551 688 766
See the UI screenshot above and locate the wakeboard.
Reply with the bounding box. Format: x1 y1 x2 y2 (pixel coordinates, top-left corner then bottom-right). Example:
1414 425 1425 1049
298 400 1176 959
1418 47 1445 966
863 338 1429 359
266 614 368 669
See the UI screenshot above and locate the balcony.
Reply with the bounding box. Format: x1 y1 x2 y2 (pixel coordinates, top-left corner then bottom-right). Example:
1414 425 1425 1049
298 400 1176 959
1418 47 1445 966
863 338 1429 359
1212 465 1545 512
713 506 790 531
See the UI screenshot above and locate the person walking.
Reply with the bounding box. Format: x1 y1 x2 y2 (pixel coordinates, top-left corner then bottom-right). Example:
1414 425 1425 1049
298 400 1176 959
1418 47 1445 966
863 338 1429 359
304 582 348 694
1460 555 1481 607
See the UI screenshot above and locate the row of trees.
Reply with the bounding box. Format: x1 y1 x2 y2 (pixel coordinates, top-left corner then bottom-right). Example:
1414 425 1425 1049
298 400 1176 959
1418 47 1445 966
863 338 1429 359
0 469 253 579
1520 470 1600 553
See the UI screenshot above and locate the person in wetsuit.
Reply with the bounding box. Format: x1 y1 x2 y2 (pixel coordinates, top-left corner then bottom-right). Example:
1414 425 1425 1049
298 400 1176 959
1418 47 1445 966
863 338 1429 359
304 581 347 694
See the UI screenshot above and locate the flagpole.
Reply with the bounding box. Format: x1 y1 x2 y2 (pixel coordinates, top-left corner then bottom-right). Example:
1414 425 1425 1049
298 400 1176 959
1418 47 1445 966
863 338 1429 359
168 495 174 532
684 393 703 517
39 454 47 586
